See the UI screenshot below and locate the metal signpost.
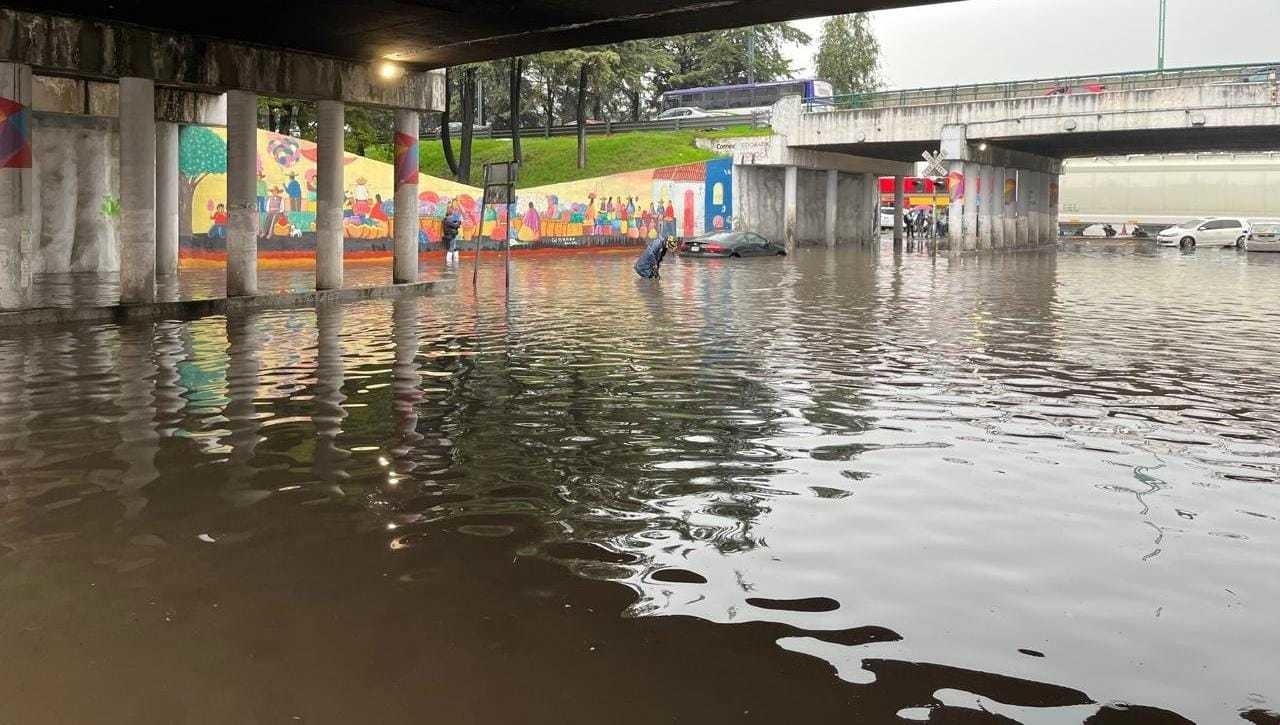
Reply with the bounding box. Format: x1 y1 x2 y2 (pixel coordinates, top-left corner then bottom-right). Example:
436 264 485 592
922 150 948 254
472 161 518 294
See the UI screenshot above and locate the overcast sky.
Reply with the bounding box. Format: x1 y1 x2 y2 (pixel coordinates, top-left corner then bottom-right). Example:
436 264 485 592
784 0 1280 89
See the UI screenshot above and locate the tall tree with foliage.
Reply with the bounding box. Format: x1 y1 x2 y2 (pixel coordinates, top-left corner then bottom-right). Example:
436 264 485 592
178 126 227 240
510 57 523 164
814 13 881 95
458 66 477 184
652 23 810 99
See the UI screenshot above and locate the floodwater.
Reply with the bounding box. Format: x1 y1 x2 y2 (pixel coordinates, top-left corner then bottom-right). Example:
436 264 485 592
2 243 1278 724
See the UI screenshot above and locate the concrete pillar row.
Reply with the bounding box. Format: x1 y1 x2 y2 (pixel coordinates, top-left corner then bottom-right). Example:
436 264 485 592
0 62 32 310
226 90 258 297
1030 171 1044 246
892 174 905 249
961 161 979 252
946 161 964 257
156 121 180 277
823 169 838 247
978 164 995 251
316 100 344 291
1014 170 1029 248
119 77 157 304
782 165 798 253
1045 173 1058 242
991 166 1006 249
393 109 420 283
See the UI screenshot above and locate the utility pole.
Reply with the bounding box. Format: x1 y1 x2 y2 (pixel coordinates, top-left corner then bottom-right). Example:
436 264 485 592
746 29 756 85
1156 0 1167 70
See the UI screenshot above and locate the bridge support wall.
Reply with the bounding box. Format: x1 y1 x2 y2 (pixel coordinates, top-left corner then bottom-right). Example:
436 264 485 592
0 62 32 310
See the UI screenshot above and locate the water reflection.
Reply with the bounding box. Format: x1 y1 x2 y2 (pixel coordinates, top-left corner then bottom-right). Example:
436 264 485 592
0 245 1278 722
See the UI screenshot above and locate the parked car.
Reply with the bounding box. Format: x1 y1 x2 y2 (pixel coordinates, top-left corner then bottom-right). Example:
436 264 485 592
1245 219 1280 252
1155 217 1249 249
677 231 786 258
657 106 719 120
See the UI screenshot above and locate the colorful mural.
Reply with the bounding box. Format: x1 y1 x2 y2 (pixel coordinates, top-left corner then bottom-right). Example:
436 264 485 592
178 126 733 266
0 96 32 169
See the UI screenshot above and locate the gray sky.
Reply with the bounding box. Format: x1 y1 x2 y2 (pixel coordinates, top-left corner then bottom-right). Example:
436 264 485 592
785 0 1280 89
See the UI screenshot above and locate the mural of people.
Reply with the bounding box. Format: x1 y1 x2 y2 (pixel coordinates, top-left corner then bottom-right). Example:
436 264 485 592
208 203 227 239
256 171 267 214
261 185 285 239
353 177 372 217
285 172 303 212
518 202 541 242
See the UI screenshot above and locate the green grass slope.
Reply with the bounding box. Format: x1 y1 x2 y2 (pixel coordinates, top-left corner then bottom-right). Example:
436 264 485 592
368 126 770 189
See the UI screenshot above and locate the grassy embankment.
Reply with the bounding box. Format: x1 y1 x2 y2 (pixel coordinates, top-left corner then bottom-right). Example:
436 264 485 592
368 125 770 188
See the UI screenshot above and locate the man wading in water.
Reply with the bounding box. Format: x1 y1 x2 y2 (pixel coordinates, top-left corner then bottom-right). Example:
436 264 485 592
634 237 675 279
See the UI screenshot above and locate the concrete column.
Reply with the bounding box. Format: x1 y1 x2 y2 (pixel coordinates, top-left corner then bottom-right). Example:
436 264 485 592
156 121 180 277
119 77 157 304
892 175 905 249
1014 170 1029 248
0 62 32 310
226 90 258 297
823 168 838 247
990 166 1006 249
1045 173 1057 242
783 165 798 253
978 164 996 251
393 109 420 283
946 162 964 257
316 100 344 291
962 161 979 251
1001 167 1016 249
1030 171 1045 245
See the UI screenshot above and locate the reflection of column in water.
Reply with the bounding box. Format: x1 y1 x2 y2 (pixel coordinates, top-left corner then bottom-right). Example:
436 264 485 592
313 303 349 488
224 312 262 486
152 320 188 437
113 322 159 518
390 298 423 476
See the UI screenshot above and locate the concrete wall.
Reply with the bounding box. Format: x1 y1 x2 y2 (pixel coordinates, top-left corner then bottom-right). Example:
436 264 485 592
835 173 876 244
30 117 120 273
736 166 784 241
796 168 826 243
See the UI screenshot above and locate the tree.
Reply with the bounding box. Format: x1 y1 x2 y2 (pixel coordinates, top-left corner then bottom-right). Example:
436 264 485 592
652 23 810 99
510 57 523 164
178 126 227 240
814 13 881 96
458 66 477 184
440 67 459 177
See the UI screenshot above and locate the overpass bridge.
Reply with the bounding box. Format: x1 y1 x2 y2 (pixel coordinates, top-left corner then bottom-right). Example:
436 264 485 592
749 63 1280 254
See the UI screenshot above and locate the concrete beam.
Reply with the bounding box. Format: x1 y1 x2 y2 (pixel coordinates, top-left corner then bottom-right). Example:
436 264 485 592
0 61 32 310
1 8 444 111
823 169 837 247
316 100 344 291
156 121 179 276
118 77 156 304
393 109 420 284
226 90 257 297
783 166 798 253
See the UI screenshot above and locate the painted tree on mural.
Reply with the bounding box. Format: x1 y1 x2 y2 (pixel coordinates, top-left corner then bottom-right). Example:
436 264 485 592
179 126 228 239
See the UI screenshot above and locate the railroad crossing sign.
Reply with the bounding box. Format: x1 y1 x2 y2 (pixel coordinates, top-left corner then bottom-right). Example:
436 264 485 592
921 150 947 177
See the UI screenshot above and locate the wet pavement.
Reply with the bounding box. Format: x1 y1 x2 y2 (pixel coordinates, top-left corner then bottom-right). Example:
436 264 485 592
1 243 1278 723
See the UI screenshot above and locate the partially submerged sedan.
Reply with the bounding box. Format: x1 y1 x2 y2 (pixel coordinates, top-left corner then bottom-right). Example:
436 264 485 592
677 231 786 258
1246 219 1280 252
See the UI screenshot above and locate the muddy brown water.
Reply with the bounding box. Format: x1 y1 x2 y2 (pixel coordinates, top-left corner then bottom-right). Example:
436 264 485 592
1 245 1278 723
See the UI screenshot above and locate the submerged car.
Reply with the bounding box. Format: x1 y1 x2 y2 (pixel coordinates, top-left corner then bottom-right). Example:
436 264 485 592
1246 219 1280 252
1155 217 1249 249
677 231 786 257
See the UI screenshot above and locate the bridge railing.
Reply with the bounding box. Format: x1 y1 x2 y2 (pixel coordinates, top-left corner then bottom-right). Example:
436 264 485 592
426 111 770 140
803 62 1279 112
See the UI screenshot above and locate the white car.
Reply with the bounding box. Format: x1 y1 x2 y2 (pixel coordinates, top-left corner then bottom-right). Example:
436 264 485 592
657 106 719 120
1155 217 1250 249
1245 218 1280 252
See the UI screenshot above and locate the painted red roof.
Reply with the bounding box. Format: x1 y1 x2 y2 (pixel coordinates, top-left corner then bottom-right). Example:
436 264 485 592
651 163 706 182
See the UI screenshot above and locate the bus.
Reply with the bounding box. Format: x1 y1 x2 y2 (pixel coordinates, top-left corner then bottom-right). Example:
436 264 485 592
879 176 950 209
659 79 834 114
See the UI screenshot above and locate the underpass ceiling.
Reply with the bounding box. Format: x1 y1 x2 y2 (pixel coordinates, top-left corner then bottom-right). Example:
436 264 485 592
7 0 954 68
